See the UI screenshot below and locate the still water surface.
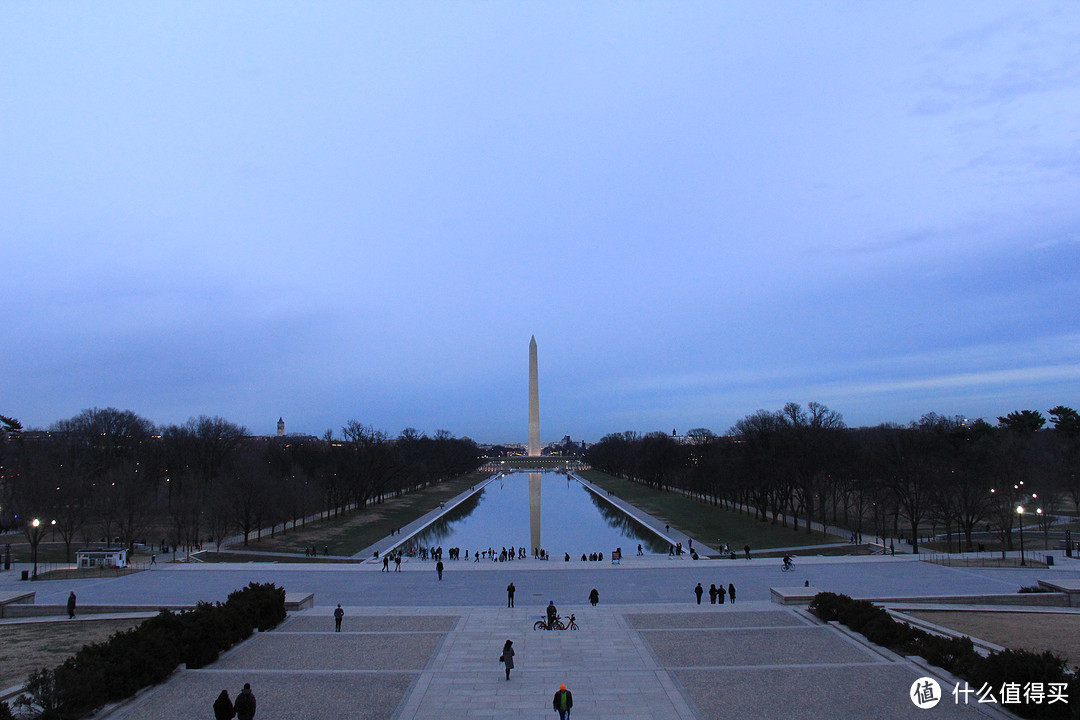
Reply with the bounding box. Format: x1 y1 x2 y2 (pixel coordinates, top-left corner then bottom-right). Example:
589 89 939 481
409 471 669 557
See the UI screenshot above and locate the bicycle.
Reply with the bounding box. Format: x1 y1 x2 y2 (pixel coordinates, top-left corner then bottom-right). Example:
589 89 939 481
534 617 564 631
781 561 795 572
533 613 577 631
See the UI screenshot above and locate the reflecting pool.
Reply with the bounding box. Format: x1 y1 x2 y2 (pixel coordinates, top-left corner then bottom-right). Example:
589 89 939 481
408 471 670 557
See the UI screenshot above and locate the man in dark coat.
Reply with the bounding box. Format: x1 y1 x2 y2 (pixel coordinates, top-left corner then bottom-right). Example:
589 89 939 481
436 560 444 580
694 583 703 604
213 690 235 720
506 582 515 608
234 683 256 720
67 591 76 619
546 601 558 629
334 604 344 632
728 582 737 604
501 639 515 680
588 588 599 606
552 683 573 720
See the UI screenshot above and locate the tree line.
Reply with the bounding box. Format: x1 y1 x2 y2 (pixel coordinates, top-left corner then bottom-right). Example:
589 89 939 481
585 403 1080 553
0 408 482 559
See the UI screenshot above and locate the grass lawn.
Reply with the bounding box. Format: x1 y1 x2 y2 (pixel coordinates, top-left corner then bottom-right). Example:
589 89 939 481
579 470 847 553
0 618 145 691
218 470 492 558
901 610 1080 665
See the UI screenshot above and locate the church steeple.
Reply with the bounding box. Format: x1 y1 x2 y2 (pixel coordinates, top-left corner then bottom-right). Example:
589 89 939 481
277 417 285 437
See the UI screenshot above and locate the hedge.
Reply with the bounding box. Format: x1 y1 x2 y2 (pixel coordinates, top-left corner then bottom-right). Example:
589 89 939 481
16 582 286 720
808 592 1079 720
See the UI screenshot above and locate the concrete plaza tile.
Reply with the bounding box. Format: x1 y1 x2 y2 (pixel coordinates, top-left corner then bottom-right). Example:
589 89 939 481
398 669 692 720
641 626 881 667
106 669 415 720
282 614 458 633
675 665 992 720
627 609 806 629
213 631 445 671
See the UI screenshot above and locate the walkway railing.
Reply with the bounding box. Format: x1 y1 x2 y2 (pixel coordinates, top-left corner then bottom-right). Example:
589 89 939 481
919 550 1051 568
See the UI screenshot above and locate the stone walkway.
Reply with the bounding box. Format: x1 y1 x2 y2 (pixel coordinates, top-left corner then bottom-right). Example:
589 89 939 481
98 602 1017 720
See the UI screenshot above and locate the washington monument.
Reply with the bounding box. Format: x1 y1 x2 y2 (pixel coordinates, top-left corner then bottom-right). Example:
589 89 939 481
528 335 540 456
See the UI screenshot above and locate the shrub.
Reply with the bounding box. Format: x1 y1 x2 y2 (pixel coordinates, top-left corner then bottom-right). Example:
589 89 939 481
810 593 1075 720
861 612 914 648
26 583 287 719
226 582 287 631
14 668 63 720
911 633 976 675
807 592 847 622
968 649 1072 720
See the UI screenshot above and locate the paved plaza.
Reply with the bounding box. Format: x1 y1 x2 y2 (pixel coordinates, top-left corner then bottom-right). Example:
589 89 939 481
83 599 1031 720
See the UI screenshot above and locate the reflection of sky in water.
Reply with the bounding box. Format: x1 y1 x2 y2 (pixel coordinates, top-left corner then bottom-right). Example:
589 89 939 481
409 472 669 556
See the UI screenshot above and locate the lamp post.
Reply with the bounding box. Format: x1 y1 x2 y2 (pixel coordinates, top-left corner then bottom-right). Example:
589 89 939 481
29 518 42 579
1016 506 1025 567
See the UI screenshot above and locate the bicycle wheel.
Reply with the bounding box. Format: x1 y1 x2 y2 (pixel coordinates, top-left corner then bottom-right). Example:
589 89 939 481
554 620 566 631
534 621 546 631
568 621 578 630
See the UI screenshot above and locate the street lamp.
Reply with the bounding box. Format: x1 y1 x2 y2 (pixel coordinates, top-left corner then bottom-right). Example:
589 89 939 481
29 518 42 579
1016 506 1026 567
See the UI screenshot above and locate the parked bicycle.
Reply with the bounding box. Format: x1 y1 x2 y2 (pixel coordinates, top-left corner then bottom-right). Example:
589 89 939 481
534 613 577 631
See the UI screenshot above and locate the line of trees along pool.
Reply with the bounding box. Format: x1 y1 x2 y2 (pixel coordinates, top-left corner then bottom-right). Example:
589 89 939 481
0 409 482 559
585 403 1080 553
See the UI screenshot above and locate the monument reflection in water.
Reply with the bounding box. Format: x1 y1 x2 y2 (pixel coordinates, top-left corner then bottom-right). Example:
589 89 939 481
409 471 670 557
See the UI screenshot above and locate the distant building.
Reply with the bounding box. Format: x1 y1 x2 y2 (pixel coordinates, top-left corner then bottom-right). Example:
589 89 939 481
277 417 285 437
77 548 128 569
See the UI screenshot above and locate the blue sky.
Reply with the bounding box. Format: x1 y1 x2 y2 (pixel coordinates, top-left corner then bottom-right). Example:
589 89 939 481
3 2 1079 443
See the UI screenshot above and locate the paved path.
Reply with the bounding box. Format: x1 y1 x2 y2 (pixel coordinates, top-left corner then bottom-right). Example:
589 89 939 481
96 602 1020 720
7 553 1074 609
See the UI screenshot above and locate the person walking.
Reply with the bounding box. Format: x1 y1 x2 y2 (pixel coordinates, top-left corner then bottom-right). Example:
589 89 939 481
552 683 574 720
394 555 402 572
334 604 344 632
67 591 77 619
213 690 235 720
588 588 599 606
728 582 737 604
150 554 157 568
708 584 718 604
694 583 703 605
500 639 515 680
233 683 256 720
382 555 389 572
436 560 444 580
506 582 515 608
744 544 751 559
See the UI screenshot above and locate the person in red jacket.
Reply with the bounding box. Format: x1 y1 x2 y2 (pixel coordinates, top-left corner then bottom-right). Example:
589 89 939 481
552 683 573 720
